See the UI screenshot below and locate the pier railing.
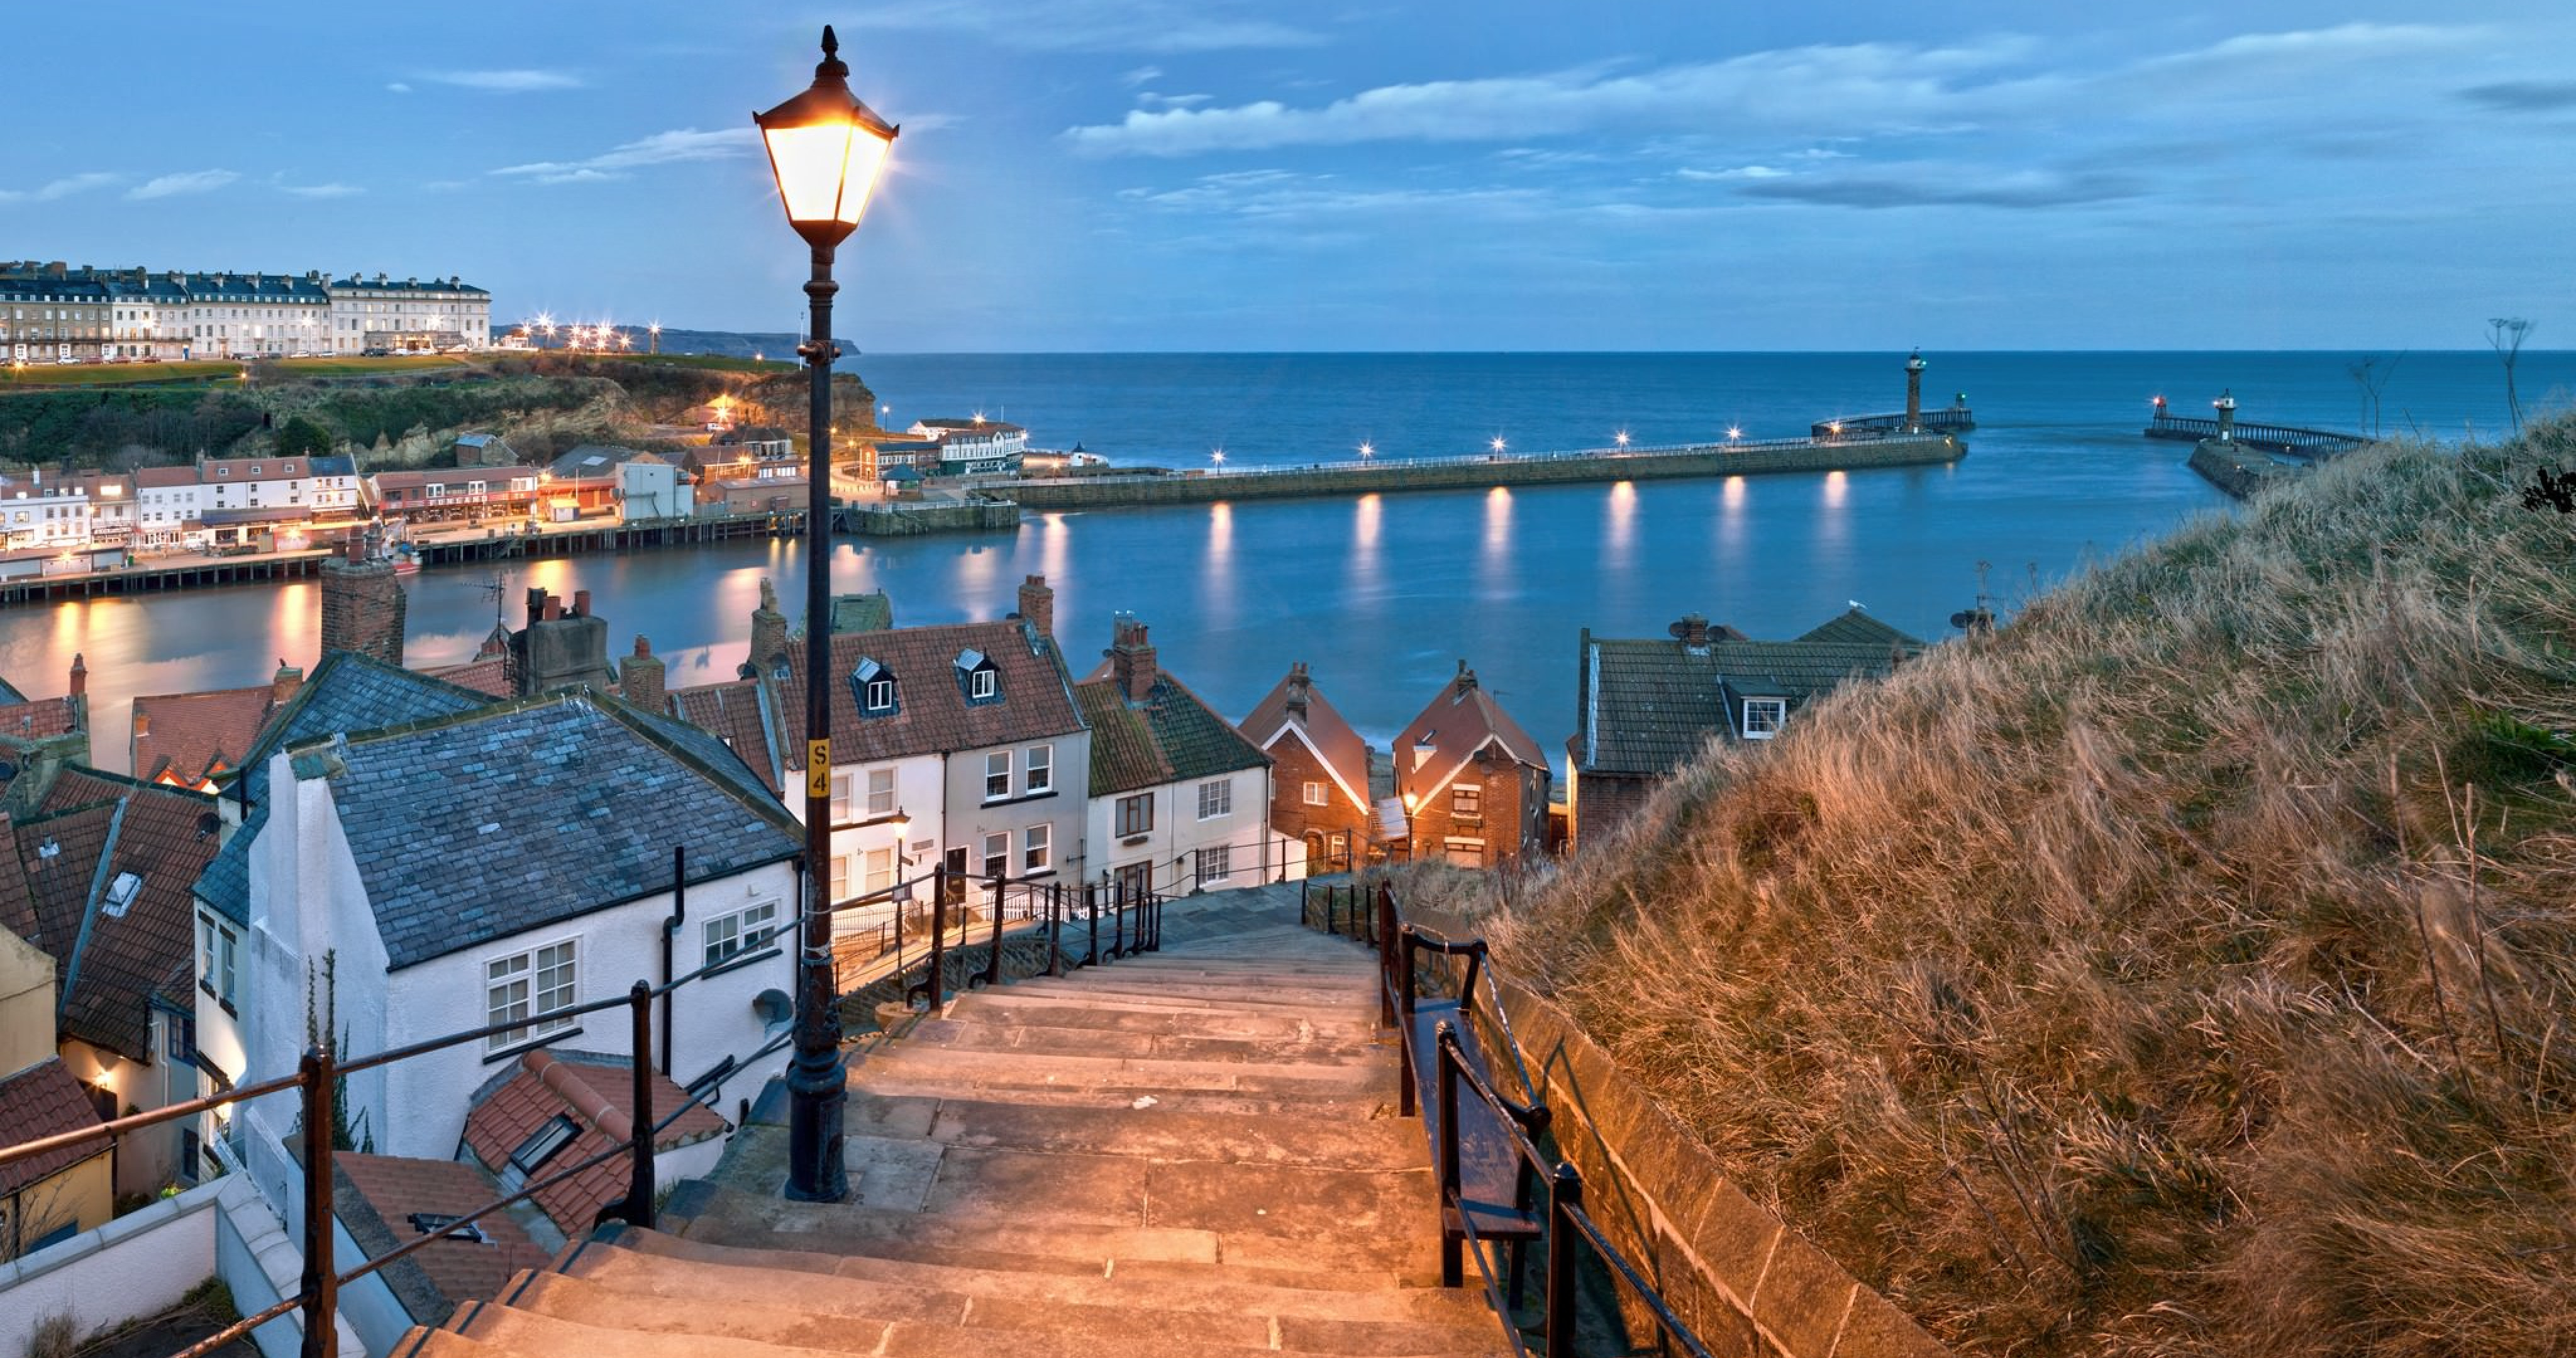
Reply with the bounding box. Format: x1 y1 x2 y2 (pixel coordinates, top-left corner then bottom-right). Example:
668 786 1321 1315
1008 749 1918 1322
1812 407 1975 439
2146 410 2370 456
1014 427 1946 489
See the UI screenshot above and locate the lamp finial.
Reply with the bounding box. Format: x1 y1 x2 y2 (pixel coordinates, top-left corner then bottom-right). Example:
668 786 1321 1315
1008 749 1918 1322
818 25 847 79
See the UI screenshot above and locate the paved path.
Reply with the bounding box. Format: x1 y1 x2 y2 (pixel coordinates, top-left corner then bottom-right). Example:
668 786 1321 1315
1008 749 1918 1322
395 885 1511 1356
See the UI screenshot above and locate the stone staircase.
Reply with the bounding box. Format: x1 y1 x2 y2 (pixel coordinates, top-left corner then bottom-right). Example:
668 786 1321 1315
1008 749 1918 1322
394 886 1514 1357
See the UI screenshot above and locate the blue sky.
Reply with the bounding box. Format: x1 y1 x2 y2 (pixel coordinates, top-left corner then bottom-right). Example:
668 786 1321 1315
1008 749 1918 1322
4 2 2571 350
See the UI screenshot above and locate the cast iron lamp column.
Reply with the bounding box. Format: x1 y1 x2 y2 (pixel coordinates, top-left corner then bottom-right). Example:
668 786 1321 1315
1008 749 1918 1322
757 23 899 1204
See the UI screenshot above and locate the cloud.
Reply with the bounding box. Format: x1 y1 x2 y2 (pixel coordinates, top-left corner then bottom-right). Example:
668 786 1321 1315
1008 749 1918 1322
0 172 118 204
493 128 755 184
1138 92 1213 109
1677 165 1788 181
1121 65 1164 87
2460 80 2576 112
421 69 580 92
386 81 413 94
852 1 1321 54
128 169 239 200
1734 165 2139 209
282 183 364 199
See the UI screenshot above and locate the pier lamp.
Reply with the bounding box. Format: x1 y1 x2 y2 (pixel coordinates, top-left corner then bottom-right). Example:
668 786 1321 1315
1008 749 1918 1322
758 21 900 1206
1359 441 1374 458
1490 437 1506 455
1614 430 1629 449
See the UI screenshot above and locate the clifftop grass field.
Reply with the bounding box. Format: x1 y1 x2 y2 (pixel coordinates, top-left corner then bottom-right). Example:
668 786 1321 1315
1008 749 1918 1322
1461 421 2576 1355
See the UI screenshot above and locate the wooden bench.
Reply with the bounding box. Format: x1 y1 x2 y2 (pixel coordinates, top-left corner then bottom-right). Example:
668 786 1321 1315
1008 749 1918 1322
1408 996 1543 1301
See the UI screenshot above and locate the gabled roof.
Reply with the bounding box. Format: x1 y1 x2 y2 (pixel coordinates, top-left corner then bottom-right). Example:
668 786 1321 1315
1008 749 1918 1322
4 773 221 1061
461 1049 725 1237
0 1058 108 1197
1241 668 1374 814
547 444 646 480
305 693 800 969
194 653 498 926
333 1152 554 1323
1575 614 1924 776
831 591 894 635
669 680 780 796
767 619 1084 771
1073 670 1268 797
0 695 80 742
1393 668 1550 805
424 657 512 698
131 683 280 788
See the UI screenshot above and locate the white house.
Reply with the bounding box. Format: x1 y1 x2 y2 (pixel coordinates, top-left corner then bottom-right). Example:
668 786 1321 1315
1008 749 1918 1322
133 467 208 549
327 274 492 353
228 693 800 1173
616 454 693 522
1075 614 1289 898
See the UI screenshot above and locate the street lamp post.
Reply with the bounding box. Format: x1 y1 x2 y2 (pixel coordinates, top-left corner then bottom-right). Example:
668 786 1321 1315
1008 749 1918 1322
757 23 900 1205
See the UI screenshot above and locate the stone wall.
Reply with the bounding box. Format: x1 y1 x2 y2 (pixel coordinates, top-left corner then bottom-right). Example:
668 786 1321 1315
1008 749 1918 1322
1470 975 1950 1358
1004 436 1965 511
2187 439 2296 500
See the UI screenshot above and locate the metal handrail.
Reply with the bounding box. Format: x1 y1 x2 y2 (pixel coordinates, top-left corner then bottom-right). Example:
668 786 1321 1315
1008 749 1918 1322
1313 884 1723 1358
1013 429 1943 489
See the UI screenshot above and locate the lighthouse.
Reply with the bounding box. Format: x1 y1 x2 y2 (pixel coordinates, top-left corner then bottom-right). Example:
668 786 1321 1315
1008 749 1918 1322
2214 389 2237 443
1904 350 1928 433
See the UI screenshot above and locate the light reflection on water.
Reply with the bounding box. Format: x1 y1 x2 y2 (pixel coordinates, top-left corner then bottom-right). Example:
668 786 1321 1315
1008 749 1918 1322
0 451 2221 775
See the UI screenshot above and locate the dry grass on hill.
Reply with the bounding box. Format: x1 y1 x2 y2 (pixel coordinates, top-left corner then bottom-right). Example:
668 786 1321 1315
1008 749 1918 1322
1463 422 2576 1355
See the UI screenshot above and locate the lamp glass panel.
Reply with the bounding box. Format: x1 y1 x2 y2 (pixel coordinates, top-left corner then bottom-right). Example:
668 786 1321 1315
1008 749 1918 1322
835 134 892 226
764 123 858 224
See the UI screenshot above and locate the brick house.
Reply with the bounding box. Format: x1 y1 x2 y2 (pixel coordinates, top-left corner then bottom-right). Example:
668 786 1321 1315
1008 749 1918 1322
1392 663 1552 868
1566 609 1922 849
1241 663 1375 875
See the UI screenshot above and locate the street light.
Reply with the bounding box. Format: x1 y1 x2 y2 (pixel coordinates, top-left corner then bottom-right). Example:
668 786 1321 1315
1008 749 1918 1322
1614 429 1629 448
758 21 899 1206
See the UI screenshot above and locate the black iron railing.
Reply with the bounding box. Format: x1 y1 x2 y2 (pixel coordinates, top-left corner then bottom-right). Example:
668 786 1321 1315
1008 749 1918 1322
829 863 1167 1014
0 941 778 1358
1307 881 1718 1358
2145 409 2369 456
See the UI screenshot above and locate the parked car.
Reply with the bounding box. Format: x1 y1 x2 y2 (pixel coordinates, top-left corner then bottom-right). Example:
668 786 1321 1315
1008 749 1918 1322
360 346 391 357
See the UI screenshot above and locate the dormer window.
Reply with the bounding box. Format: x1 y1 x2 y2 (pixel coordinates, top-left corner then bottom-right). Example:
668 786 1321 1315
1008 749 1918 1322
851 658 897 715
1742 698 1787 739
955 649 1000 704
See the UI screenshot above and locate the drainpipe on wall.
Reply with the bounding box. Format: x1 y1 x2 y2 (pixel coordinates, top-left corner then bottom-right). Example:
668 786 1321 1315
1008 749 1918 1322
661 844 686 1074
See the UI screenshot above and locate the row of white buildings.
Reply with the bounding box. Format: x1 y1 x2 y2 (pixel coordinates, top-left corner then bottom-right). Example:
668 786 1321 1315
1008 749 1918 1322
1 455 367 558
1 262 492 362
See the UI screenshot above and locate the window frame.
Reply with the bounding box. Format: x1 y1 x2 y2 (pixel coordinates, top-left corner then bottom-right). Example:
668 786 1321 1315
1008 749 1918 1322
865 766 897 816
969 667 997 700
485 937 578 1054
1116 792 1154 837
1303 780 1326 807
829 770 855 824
984 750 1012 802
981 831 1010 880
863 846 896 893
1742 697 1787 739
1024 823 1052 874
1196 777 1232 821
702 900 782 969
1195 844 1233 885
1452 784 1482 819
1024 744 1052 795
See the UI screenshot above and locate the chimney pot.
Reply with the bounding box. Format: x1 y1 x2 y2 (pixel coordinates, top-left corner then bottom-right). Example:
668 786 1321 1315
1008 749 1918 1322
1016 574 1055 638
69 653 87 698
573 589 592 617
132 709 149 738
635 635 652 657
1108 612 1158 702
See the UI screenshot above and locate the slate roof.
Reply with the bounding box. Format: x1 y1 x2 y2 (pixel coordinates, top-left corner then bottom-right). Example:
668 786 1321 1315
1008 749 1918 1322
333 1153 554 1321
1241 668 1374 814
547 444 645 481
309 693 799 969
3 774 222 1061
669 681 780 796
830 591 894 635
1392 668 1551 804
1073 671 1268 797
0 1058 109 1198
0 674 25 705
131 683 280 788
194 653 498 926
461 1049 725 1237
767 619 1083 771
1574 614 1924 776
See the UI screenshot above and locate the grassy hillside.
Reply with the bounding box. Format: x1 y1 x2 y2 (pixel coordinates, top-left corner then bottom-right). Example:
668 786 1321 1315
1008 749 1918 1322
1471 422 2576 1355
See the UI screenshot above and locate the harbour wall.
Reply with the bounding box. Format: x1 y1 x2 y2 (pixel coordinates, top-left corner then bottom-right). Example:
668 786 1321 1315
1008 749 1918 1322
1000 434 1965 511
2187 439 2297 501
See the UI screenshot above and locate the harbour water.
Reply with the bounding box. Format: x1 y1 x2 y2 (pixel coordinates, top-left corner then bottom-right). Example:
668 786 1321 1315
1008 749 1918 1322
6 351 2568 776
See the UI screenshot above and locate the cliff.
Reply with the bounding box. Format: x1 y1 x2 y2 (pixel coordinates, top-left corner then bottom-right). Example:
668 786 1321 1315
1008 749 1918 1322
1465 421 2576 1355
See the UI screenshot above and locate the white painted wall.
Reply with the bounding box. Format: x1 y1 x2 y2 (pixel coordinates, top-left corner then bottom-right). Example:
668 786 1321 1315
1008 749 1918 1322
1085 766 1294 895
0 1178 221 1357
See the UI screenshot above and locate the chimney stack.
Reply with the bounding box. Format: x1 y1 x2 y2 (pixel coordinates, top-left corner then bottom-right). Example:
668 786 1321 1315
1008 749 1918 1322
271 662 303 707
622 635 667 712
131 709 148 739
1284 661 1311 719
1108 614 1158 702
1452 660 1478 698
322 538 407 666
1669 614 1711 649
68 653 86 698
747 577 789 676
1017 575 1055 639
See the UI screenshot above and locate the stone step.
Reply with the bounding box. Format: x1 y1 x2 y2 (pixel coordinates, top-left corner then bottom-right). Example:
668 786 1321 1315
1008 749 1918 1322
945 989 1383 1041
902 1015 1382 1064
552 1232 1502 1351
854 1044 1399 1097
673 1186 1441 1288
916 1090 1422 1171
850 1074 1391 1120
982 981 1383 1020
1000 976 1380 1011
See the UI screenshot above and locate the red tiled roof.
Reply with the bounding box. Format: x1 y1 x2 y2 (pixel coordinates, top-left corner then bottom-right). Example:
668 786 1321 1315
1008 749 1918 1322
461 1050 726 1236
669 680 779 795
11 775 224 1061
134 466 198 489
334 1153 554 1311
769 619 1083 771
1242 667 1374 814
131 684 280 788
1394 667 1550 804
425 658 513 698
0 697 81 741
0 1057 109 1197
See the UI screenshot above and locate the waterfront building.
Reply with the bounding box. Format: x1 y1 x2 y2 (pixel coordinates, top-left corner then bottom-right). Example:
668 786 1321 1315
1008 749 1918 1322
326 273 491 353
133 467 209 549
453 432 518 468
739 575 1089 923
862 437 944 479
0 267 110 363
0 469 120 553
545 444 655 520
1241 662 1377 876
1565 609 1923 849
0 766 223 1194
369 467 543 525
697 466 807 516
0 932 111 1256
908 417 1028 476
617 453 694 521
1391 662 1553 868
1075 614 1285 897
221 692 797 1175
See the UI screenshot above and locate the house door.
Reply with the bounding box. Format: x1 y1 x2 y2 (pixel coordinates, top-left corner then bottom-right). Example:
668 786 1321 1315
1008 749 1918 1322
944 847 969 903
1114 862 1152 902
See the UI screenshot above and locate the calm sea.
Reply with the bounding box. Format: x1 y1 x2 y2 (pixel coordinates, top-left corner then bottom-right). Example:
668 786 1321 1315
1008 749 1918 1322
8 351 2570 776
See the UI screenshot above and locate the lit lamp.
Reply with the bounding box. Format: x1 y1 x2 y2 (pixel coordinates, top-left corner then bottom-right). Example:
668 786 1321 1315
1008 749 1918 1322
758 22 898 1206
1402 792 1421 862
